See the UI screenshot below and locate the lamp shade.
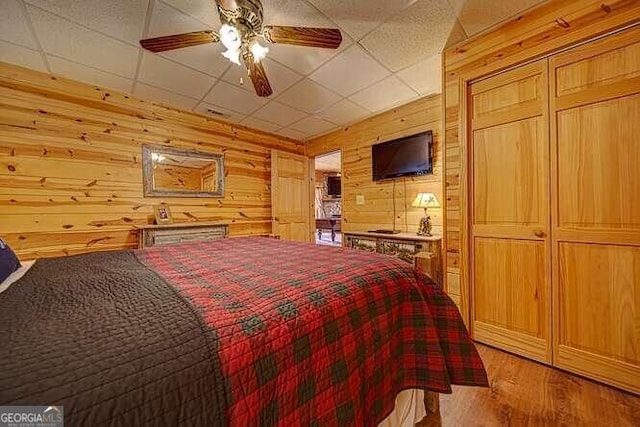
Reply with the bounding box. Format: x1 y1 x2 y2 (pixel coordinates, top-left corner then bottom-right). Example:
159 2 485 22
411 193 440 209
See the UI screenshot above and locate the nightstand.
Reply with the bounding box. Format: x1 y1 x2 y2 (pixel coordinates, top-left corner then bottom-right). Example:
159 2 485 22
344 231 442 287
137 222 229 248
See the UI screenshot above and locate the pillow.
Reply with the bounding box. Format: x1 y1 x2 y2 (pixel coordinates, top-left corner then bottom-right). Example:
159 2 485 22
0 239 21 284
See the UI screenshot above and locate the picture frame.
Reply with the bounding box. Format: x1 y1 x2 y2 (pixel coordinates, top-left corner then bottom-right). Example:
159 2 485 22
153 204 173 225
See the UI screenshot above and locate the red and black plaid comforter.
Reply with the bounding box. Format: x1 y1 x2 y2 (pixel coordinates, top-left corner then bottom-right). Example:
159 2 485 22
138 237 487 426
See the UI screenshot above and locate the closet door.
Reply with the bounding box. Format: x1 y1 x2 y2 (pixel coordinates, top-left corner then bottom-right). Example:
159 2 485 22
469 60 551 363
550 27 640 394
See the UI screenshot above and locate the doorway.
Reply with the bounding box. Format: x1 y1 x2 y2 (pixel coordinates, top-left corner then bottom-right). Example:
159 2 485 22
314 151 342 247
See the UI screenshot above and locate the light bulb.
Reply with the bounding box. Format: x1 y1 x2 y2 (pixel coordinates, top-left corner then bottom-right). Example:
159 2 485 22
250 41 269 62
220 24 242 65
219 24 241 50
222 48 241 65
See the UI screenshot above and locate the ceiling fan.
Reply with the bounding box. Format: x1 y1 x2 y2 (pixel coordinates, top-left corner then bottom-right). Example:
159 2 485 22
140 0 343 97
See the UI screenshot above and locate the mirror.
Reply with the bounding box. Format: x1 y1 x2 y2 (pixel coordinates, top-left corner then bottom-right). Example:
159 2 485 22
142 145 224 198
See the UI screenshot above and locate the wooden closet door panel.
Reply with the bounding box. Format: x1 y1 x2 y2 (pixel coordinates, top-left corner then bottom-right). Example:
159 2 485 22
557 94 640 230
558 244 639 363
550 26 640 394
473 117 546 232
470 59 551 362
473 238 548 361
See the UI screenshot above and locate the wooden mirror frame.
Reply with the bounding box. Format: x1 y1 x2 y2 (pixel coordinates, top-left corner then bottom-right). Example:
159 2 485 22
142 145 225 198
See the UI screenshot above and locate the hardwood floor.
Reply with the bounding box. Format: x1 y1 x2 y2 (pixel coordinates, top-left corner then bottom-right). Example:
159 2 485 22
419 344 640 426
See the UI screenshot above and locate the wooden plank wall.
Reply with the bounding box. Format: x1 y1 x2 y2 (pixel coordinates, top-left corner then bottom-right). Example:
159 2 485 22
0 62 304 260
306 95 442 236
442 0 640 324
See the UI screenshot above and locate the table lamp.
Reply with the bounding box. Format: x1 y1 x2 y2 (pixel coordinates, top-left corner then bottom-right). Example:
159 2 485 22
411 193 440 236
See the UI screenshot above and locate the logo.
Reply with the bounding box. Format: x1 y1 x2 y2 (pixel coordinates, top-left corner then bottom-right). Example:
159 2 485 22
0 406 64 427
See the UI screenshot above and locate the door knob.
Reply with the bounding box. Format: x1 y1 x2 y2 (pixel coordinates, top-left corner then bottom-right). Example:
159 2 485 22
533 229 546 238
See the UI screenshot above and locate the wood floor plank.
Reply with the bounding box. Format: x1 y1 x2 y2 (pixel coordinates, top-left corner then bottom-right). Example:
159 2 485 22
419 344 640 426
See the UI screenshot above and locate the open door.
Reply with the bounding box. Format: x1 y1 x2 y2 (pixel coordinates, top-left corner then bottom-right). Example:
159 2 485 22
271 149 312 242
314 151 342 246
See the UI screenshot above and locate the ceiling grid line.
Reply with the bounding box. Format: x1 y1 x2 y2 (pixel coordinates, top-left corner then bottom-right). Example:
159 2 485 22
131 0 155 93
17 0 51 73
22 1 141 49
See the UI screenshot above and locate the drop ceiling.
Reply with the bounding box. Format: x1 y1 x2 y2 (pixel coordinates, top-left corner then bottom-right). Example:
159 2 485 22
315 151 341 171
0 0 545 140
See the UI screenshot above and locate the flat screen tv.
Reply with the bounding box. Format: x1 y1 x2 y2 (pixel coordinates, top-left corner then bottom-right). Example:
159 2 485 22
371 131 433 181
327 176 341 196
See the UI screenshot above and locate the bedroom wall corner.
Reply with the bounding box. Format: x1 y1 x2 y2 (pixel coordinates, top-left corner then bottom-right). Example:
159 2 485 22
0 62 305 260
306 94 443 236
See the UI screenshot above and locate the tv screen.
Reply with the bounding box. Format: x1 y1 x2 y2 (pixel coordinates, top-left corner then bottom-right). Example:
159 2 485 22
327 176 341 196
371 131 433 181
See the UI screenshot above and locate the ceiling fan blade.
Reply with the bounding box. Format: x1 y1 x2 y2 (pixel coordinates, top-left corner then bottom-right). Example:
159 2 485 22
242 51 273 98
140 31 219 52
262 26 342 49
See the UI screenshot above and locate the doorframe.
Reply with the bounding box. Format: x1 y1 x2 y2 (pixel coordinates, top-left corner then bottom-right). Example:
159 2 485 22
311 149 343 245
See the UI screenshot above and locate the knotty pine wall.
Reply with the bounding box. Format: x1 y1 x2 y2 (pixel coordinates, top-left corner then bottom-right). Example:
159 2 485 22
306 95 442 235
0 62 304 260
442 0 640 324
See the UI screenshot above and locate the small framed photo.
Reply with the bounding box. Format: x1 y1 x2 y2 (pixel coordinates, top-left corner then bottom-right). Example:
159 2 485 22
154 204 173 225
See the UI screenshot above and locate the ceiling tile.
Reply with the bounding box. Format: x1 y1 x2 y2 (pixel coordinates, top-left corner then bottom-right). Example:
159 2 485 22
222 58 303 96
27 6 139 78
203 80 269 115
457 0 545 36
0 41 47 72
317 99 369 125
25 0 148 44
160 0 222 27
133 82 199 111
445 19 467 48
446 0 466 15
260 0 354 76
396 53 442 95
250 101 308 127
277 127 310 140
193 102 247 123
263 0 336 28
147 1 209 37
350 75 417 113
147 1 229 77
1 0 38 49
160 44 230 78
290 116 337 136
138 52 216 98
47 55 133 93
307 0 418 41
360 0 456 72
276 78 341 114
240 117 282 133
309 44 390 96
315 151 341 171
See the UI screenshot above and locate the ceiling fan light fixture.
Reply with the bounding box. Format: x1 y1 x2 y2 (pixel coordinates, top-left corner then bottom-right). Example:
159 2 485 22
222 48 242 65
219 23 242 64
219 24 241 50
140 0 343 97
250 40 269 62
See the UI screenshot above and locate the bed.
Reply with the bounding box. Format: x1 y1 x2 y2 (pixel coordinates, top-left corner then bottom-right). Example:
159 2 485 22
0 237 487 425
